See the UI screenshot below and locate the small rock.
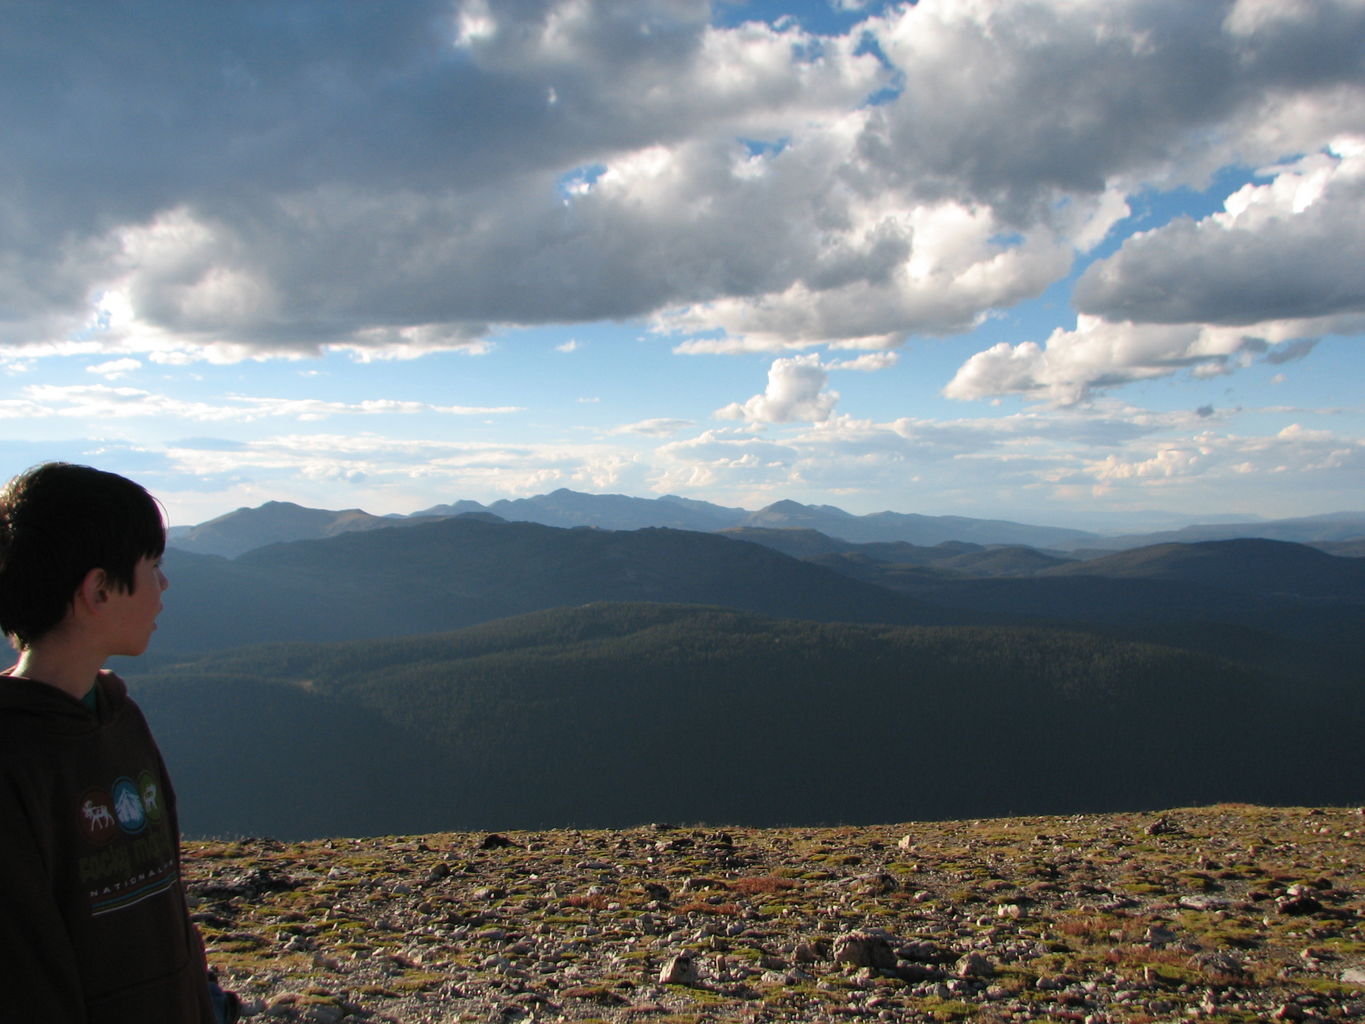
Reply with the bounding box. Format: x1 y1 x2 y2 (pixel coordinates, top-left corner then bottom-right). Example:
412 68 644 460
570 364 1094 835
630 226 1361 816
638 881 671 901
1277 893 1324 915
832 931 897 970
854 872 898 895
1145 924 1179 948
659 954 700 986
1178 894 1230 911
1189 950 1247 976
955 951 994 979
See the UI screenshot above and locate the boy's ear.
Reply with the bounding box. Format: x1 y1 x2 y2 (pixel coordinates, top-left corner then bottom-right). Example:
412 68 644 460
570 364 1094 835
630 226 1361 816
74 567 112 612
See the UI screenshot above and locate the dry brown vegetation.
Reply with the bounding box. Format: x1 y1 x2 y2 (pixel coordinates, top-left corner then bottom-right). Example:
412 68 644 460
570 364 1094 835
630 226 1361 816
184 804 1364 1023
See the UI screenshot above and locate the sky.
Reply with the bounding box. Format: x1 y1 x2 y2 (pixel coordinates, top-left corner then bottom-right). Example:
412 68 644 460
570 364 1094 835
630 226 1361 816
2 0 1363 533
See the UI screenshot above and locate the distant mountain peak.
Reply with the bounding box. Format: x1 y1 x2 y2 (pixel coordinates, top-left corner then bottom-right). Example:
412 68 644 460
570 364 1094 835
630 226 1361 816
757 499 854 517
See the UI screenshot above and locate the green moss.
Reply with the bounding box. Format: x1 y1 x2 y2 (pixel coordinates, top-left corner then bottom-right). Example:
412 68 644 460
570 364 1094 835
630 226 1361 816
915 996 977 1020
677 986 729 1005
1298 977 1364 997
387 970 448 992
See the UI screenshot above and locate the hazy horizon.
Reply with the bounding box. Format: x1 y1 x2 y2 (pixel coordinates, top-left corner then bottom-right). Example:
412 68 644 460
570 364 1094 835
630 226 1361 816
169 484 1365 538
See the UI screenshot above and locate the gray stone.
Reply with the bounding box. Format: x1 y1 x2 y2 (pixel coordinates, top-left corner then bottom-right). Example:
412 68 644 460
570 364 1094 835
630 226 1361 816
1145 924 1179 948
1190 950 1247 977
955 951 994 979
659 954 700 987
833 931 898 970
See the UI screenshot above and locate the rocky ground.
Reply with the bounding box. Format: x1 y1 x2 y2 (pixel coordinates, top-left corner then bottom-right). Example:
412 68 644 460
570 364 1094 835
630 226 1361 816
184 804 1365 1024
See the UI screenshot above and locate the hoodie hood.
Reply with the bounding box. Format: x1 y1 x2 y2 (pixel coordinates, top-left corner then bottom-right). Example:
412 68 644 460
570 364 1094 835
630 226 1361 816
0 669 129 735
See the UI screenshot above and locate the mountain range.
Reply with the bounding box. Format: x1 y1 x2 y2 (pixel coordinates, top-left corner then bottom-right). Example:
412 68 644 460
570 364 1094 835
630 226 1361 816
126 498 1365 838
149 514 1364 672
167 488 1365 558
151 517 969 657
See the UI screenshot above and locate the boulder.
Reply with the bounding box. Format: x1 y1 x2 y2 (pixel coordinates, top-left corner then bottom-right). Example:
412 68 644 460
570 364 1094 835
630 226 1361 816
832 931 897 970
659 954 700 987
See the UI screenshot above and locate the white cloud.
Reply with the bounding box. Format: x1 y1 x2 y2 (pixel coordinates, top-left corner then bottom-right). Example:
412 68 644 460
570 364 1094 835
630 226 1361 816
1075 139 1365 326
642 398 1363 522
2 0 1359 372
716 354 839 423
659 195 1075 352
942 315 1343 406
1 2 893 360
1088 446 1206 483
829 351 898 372
86 358 142 380
0 384 522 422
652 428 802 495
155 431 657 518
609 418 694 437
1080 423 1365 498
944 137 1365 409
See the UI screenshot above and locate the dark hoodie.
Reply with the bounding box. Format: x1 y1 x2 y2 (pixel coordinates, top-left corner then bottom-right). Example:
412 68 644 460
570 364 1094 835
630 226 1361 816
0 669 215 1023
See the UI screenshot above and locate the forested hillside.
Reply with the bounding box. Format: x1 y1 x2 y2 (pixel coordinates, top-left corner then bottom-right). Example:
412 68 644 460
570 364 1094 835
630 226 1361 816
132 603 1363 839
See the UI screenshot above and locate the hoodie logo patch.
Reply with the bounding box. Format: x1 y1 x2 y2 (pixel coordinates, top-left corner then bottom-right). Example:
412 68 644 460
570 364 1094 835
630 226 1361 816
138 770 163 825
112 777 147 834
75 767 179 916
80 787 119 843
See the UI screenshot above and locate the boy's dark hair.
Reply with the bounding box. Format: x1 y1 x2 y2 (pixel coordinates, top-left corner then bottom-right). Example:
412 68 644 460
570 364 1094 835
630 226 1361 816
0 462 166 649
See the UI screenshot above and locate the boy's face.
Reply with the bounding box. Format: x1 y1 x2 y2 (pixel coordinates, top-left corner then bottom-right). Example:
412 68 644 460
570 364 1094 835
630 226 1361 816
104 556 168 657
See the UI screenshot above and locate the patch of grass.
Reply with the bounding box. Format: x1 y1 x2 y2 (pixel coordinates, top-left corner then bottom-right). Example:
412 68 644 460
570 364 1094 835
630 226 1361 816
1054 911 1141 945
565 892 612 910
387 970 449 993
1297 977 1365 997
916 996 977 1020
204 932 268 953
676 900 742 916
677 985 729 1006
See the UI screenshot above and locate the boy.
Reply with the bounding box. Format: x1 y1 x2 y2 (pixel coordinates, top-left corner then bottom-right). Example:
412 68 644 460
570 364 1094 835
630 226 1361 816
0 463 238 1022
